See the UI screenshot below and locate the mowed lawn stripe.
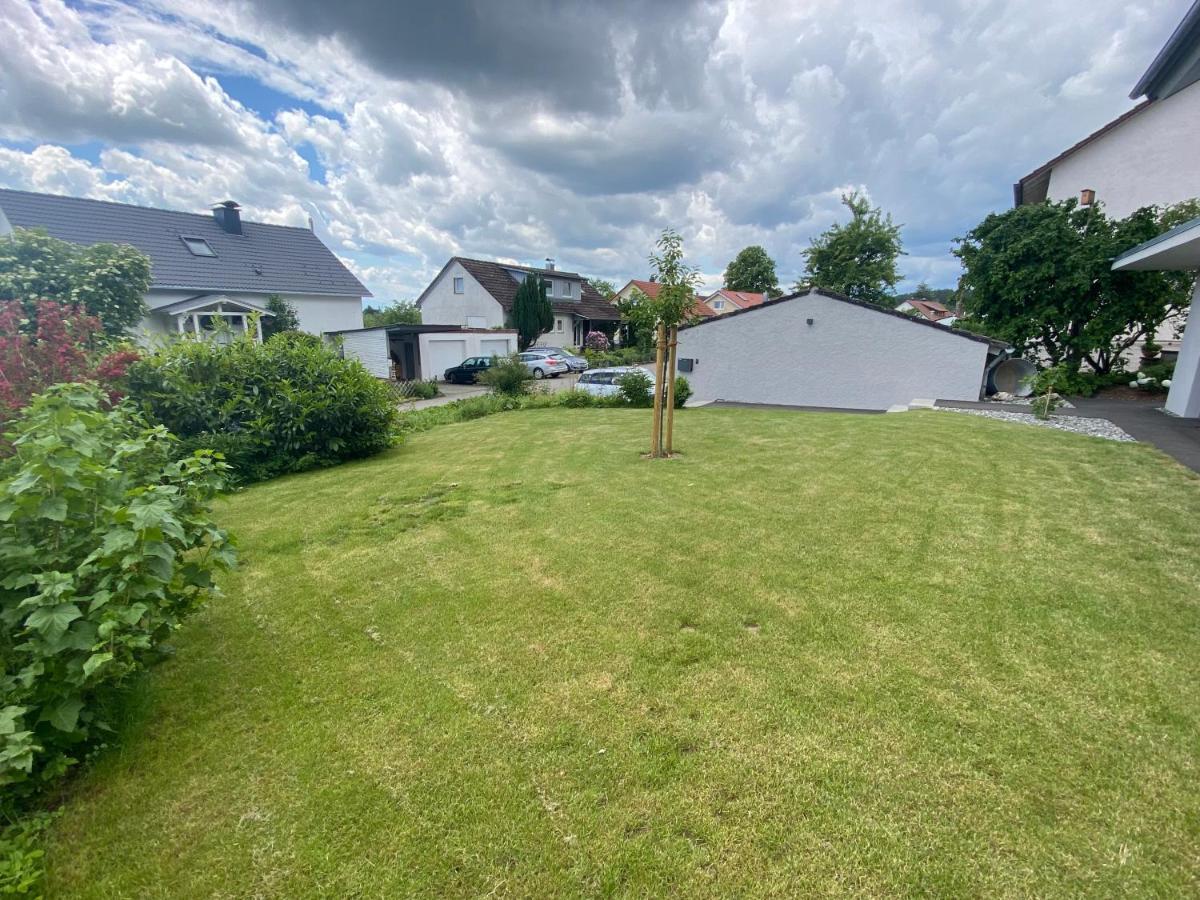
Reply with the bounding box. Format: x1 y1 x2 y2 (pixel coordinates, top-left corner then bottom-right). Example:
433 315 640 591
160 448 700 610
45 408 1200 896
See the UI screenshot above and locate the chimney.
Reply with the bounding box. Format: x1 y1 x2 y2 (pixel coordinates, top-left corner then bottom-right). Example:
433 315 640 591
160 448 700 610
545 257 555 271
1079 188 1096 208
213 200 242 234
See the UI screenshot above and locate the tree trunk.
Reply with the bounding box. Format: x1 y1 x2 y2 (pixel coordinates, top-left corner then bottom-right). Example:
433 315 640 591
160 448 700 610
665 325 678 455
650 322 666 457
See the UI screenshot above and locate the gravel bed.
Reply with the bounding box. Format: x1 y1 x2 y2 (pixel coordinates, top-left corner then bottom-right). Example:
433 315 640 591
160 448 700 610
988 395 1075 409
936 407 1135 442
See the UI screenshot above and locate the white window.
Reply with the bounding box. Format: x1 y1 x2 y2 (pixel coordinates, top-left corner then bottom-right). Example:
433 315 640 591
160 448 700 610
181 236 216 257
563 281 572 297
543 279 554 296
453 276 464 294
712 299 724 310
556 318 564 333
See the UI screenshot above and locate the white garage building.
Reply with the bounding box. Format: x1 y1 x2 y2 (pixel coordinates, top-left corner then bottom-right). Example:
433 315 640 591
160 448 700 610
676 288 1010 411
329 324 518 381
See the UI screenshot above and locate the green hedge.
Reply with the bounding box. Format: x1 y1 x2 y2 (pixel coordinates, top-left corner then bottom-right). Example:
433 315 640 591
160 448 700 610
127 332 399 483
0 385 234 808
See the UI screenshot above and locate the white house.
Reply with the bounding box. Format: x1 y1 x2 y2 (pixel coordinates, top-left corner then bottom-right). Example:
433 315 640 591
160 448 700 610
0 189 368 340
1113 216 1200 418
1013 0 1200 218
675 288 1010 411
418 257 619 347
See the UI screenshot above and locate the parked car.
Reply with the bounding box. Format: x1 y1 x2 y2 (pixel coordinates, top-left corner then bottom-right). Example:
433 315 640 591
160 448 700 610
576 366 656 398
518 350 570 379
443 356 495 384
529 345 587 372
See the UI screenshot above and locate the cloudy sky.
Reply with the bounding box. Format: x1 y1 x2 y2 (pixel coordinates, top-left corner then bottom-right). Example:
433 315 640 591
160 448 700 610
0 0 1189 299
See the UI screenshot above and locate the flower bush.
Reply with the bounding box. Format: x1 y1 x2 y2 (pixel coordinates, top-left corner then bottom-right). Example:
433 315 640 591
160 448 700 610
126 331 398 484
0 385 234 806
583 331 610 351
479 354 533 396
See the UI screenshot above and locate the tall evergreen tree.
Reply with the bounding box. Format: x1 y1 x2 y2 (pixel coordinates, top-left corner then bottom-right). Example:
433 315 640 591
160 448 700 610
511 273 553 350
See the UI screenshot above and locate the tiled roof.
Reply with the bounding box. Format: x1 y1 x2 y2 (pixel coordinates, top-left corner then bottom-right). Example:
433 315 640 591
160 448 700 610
622 279 711 318
455 257 619 321
904 298 955 321
709 288 767 310
0 188 370 297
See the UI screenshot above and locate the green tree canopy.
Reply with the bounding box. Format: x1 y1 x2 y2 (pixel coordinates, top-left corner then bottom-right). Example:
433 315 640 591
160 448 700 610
363 301 421 328
797 192 904 306
0 227 151 335
647 229 700 328
586 277 617 300
723 245 779 295
510 273 552 350
954 198 1196 372
262 295 301 340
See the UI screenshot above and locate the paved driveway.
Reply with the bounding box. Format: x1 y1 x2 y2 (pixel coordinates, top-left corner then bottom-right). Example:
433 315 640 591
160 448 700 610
398 373 584 410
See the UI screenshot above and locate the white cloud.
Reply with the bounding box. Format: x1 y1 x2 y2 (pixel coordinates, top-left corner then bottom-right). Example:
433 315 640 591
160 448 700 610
0 0 1191 300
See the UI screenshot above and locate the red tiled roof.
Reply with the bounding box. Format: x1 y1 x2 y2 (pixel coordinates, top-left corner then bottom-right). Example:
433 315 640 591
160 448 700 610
904 298 955 321
707 288 767 311
622 279 711 318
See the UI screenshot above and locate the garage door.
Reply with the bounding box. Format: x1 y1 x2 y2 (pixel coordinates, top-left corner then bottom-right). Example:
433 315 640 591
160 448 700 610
479 338 512 358
427 340 468 380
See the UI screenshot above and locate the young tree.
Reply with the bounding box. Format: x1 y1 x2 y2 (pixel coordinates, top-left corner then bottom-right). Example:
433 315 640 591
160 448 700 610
262 295 301 340
510 273 553 350
0 228 151 336
954 198 1195 373
363 300 421 328
724 245 779 295
586 277 617 300
645 229 700 458
797 192 904 306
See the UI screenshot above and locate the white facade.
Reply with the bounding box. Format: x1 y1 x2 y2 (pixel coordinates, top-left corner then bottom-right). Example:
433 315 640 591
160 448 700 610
139 289 363 339
418 260 506 328
676 291 992 411
1044 81 1200 219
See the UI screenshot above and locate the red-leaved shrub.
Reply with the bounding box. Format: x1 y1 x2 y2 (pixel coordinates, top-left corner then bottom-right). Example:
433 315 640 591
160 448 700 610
0 300 138 424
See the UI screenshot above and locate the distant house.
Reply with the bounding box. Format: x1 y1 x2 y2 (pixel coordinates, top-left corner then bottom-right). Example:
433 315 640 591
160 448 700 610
418 257 620 347
896 298 958 326
702 289 766 315
614 279 715 321
0 189 368 340
1013 0 1200 218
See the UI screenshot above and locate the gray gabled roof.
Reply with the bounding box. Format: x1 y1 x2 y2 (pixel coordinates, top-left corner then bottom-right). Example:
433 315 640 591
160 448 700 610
1130 0 1200 100
0 188 370 297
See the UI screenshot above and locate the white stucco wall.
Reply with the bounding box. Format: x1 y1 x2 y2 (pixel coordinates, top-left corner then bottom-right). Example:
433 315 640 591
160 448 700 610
139 289 363 339
418 261 507 327
1046 81 1200 219
419 331 518 380
675 292 991 411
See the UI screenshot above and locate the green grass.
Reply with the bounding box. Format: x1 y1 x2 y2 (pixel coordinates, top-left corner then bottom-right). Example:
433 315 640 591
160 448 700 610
43 408 1200 896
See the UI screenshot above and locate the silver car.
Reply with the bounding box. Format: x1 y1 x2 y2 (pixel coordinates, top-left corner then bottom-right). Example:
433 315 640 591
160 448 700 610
529 345 588 372
576 366 657 397
518 349 570 379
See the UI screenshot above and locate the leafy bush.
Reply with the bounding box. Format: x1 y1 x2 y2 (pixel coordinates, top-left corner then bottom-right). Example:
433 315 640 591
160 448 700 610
0 300 138 427
126 331 398 483
261 296 300 340
1030 392 1063 419
583 331 610 351
392 379 439 401
583 347 652 368
0 385 234 806
478 354 533 396
557 389 597 408
673 376 693 409
1029 364 1127 399
0 812 53 895
1138 360 1176 382
617 370 654 407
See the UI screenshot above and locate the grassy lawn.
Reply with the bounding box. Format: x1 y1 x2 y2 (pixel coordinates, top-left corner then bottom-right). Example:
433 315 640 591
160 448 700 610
44 408 1200 896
